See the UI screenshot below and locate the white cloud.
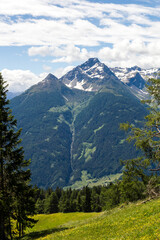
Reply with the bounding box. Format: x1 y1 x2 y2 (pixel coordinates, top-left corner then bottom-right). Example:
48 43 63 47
52 45 90 63
28 46 52 57
2 36 160 94
28 36 160 69
0 0 160 76
1 66 76 92
53 66 75 78
0 0 160 47
1 69 46 92
43 65 52 72
97 39 160 68
29 44 91 63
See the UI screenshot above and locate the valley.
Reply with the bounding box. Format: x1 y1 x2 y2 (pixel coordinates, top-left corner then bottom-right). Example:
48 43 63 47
2 2 160 239
10 58 152 189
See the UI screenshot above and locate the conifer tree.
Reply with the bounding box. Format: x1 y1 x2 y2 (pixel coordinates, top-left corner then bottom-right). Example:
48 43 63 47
91 187 101 212
81 186 91 212
120 77 160 197
44 192 59 213
0 73 36 239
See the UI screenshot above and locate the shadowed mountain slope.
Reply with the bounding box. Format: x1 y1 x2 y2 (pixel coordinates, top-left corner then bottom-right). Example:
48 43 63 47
10 59 148 188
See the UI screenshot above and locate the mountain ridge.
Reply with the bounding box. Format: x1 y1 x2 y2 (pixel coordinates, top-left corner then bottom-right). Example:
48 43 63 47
60 58 122 92
8 59 160 99
10 58 149 189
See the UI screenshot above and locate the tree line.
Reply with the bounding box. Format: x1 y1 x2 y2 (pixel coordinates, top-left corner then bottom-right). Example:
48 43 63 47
34 181 141 215
34 172 160 215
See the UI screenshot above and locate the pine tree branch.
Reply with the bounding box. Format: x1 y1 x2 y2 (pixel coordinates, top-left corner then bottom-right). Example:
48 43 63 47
149 168 160 171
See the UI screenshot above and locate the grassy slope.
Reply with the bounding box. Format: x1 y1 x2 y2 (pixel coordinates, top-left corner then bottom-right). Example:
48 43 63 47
23 198 160 240
64 171 122 189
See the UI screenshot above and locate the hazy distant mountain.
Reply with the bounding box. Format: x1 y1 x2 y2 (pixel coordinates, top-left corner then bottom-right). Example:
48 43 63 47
112 66 160 99
7 91 22 99
10 59 148 189
126 72 145 89
112 65 159 83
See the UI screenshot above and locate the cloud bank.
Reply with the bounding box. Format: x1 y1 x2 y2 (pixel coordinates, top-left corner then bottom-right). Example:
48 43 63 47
0 0 160 92
1 69 46 92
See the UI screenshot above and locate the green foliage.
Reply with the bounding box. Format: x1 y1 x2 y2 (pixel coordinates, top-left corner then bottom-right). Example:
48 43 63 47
0 73 37 239
81 186 91 212
35 199 44 214
34 178 146 215
99 183 121 210
65 171 122 189
90 186 102 212
10 81 93 189
146 175 160 198
121 78 160 170
120 77 160 201
72 90 148 184
44 192 59 214
119 178 145 203
35 186 105 214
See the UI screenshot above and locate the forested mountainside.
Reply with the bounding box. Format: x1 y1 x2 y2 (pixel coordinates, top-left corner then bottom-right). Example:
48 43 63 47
10 58 148 189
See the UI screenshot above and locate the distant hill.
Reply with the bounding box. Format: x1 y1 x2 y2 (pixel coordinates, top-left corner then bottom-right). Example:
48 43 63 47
10 58 148 189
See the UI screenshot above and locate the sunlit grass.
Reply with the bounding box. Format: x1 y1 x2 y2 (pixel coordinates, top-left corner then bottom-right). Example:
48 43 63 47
22 198 160 240
64 170 122 190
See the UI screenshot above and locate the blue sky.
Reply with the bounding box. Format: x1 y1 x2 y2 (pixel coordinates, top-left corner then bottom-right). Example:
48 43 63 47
0 0 160 92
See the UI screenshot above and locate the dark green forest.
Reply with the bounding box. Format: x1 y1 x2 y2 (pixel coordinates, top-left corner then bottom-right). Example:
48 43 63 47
10 73 148 189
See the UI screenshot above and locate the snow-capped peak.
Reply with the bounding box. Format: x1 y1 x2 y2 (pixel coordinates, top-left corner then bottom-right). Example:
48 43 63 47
60 58 119 91
111 66 159 83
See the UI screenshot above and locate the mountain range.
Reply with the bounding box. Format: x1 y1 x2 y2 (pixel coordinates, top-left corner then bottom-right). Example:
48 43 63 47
10 58 153 189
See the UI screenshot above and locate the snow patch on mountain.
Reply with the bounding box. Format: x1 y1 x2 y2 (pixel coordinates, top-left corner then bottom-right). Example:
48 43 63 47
60 58 119 92
111 66 160 99
112 66 159 83
59 58 160 99
84 63 104 79
66 79 86 90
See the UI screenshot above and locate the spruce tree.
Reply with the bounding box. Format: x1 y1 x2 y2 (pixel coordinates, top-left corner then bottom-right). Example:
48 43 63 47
91 187 101 212
0 73 36 239
44 192 59 213
81 186 91 212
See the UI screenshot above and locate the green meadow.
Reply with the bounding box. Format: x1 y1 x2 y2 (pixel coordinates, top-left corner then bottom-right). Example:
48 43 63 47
22 197 160 240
